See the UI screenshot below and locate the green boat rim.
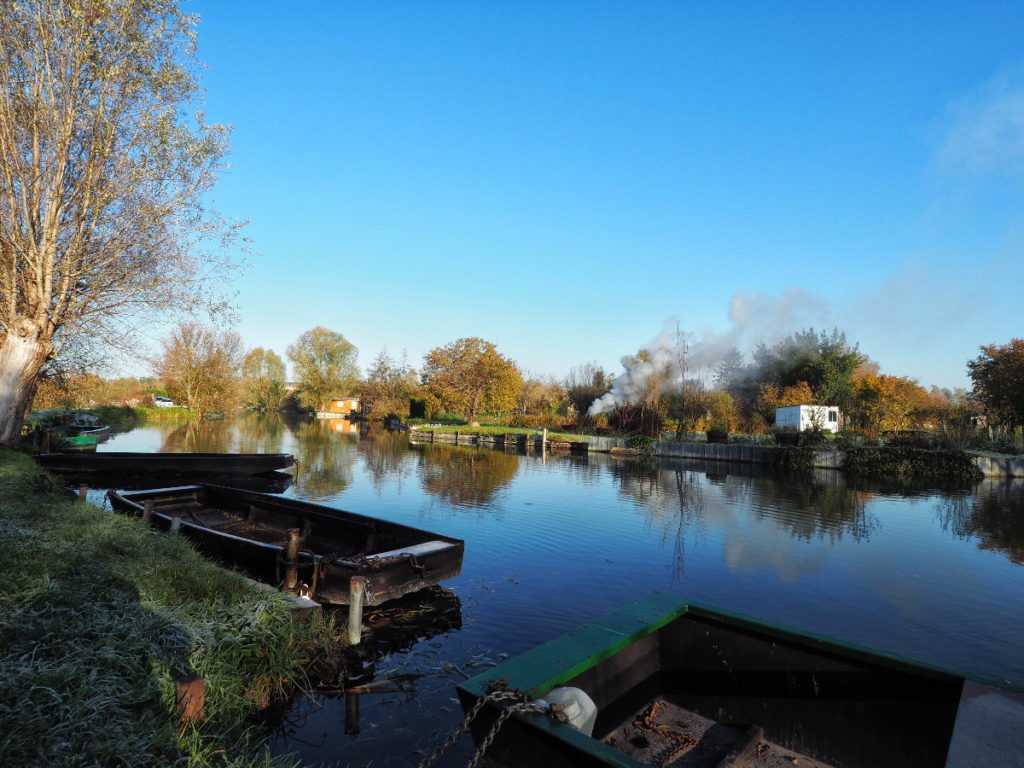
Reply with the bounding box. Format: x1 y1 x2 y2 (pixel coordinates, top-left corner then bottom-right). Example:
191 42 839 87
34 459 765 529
458 592 1023 703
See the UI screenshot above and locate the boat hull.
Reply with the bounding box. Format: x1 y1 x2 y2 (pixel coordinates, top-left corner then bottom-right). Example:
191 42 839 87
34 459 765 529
108 484 464 605
457 594 1024 768
37 451 294 475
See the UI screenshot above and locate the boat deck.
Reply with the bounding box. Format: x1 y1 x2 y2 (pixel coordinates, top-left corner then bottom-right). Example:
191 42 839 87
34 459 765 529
157 501 347 551
603 697 833 768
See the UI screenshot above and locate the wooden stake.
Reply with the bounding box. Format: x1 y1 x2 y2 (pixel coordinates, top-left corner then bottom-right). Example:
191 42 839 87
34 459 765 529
142 500 154 524
169 515 182 533
176 675 205 730
284 528 301 592
348 576 366 645
78 484 87 500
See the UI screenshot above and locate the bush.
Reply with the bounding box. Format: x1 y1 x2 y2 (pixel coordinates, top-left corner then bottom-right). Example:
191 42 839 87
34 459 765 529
772 427 800 446
843 446 983 485
706 426 729 444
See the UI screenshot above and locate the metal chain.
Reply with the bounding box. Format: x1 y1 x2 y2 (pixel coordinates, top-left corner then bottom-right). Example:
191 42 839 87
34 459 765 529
465 701 550 768
416 689 558 768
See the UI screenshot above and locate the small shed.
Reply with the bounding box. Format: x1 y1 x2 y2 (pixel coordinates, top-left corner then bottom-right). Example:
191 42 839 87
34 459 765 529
775 405 841 433
320 397 362 418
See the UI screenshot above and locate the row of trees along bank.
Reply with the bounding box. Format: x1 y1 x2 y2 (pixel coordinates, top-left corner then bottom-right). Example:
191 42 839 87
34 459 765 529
30 323 1024 458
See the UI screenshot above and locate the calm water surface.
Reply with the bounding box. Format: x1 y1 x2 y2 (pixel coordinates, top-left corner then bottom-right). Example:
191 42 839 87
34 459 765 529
95 415 1024 767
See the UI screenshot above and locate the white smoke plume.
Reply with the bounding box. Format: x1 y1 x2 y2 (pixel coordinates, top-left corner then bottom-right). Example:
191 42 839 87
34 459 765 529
588 327 679 415
588 288 831 416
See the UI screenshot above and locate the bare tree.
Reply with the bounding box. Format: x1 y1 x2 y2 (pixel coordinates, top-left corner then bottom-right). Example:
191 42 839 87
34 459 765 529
152 322 242 415
0 1 237 445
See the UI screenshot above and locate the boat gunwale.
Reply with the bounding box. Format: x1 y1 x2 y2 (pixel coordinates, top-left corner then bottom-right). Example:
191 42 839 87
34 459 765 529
108 484 463 547
457 593 1024 766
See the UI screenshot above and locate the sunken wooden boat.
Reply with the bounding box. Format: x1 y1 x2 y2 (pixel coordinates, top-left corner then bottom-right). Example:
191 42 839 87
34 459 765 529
107 484 464 605
37 451 295 475
457 593 1024 768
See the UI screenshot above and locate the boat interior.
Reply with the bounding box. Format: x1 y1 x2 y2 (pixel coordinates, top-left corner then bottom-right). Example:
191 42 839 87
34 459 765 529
121 486 440 557
565 612 963 768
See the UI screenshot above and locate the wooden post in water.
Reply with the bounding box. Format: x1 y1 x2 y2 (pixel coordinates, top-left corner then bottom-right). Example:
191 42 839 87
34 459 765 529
284 528 301 593
176 675 205 730
348 576 366 645
142 500 154 524
345 692 361 735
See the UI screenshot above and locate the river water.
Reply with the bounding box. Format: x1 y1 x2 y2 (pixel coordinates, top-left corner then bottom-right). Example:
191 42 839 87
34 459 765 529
91 415 1024 767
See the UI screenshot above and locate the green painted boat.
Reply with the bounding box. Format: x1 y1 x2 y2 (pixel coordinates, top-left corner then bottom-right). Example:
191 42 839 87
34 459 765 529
56 432 99 448
457 594 1024 768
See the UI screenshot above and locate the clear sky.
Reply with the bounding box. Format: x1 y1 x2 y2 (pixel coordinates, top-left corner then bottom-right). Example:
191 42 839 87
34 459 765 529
172 1 1024 390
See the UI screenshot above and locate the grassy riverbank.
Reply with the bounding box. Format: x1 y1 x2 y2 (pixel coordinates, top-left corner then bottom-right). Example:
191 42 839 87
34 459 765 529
0 449 338 767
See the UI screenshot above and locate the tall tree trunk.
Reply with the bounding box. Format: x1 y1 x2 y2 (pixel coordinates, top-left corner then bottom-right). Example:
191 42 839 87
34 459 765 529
0 324 51 447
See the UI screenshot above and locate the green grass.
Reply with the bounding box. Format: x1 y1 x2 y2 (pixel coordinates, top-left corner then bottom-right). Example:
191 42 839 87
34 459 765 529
0 449 338 767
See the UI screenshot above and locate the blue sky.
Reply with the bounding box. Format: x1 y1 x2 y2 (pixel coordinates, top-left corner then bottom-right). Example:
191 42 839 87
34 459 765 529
176 1 1024 390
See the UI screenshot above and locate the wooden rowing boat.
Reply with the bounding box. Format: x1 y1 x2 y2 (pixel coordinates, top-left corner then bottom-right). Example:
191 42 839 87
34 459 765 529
107 484 464 605
36 451 295 475
457 593 1024 768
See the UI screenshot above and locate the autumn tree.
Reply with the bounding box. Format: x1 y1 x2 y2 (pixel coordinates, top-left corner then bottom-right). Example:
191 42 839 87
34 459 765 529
0 1 236 446
517 375 565 419
968 339 1024 428
421 337 521 422
287 326 359 413
752 328 863 408
850 373 935 435
240 347 287 411
153 323 242 415
756 381 816 424
362 348 418 419
31 372 103 409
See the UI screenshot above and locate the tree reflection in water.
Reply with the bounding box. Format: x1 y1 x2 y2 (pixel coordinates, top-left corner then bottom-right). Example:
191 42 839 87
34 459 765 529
358 428 418 494
289 417 356 499
606 458 706 579
749 474 878 543
415 444 519 510
160 419 233 453
939 479 1024 565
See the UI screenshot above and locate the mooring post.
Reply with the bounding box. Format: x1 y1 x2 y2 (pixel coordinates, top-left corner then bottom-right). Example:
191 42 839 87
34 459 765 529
78 484 87 500
284 528 301 593
142 500 154 524
176 674 205 730
169 515 182 534
348 576 367 645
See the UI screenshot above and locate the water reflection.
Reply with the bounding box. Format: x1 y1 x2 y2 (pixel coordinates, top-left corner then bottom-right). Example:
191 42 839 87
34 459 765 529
414 444 520 510
939 479 1024 565
748 476 877 543
357 430 418 494
160 420 235 453
288 418 357 499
